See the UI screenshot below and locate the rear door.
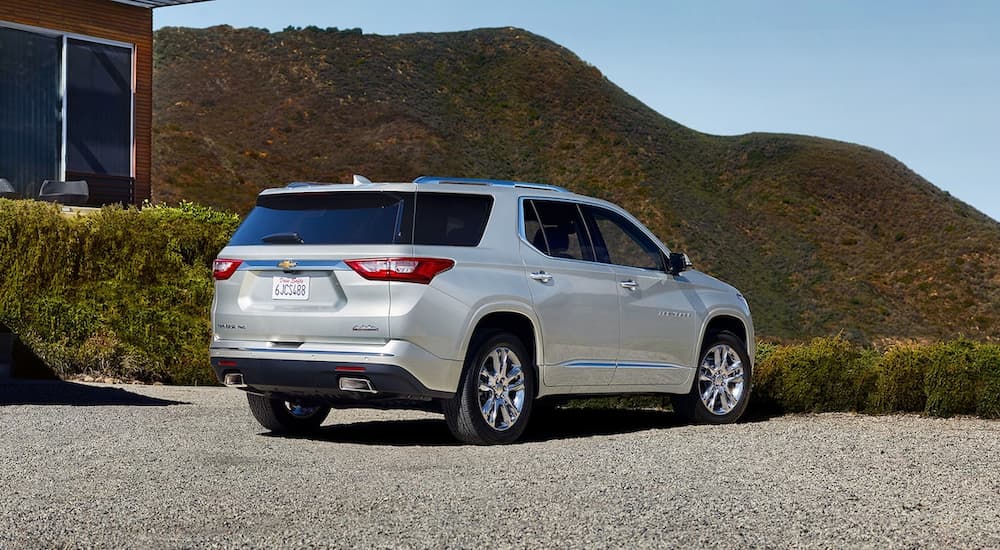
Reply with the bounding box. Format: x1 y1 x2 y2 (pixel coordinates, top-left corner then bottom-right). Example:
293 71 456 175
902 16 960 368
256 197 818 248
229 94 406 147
212 191 413 345
520 199 620 387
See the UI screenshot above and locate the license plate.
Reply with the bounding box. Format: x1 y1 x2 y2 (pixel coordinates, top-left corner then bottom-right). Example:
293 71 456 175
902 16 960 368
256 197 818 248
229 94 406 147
272 276 309 300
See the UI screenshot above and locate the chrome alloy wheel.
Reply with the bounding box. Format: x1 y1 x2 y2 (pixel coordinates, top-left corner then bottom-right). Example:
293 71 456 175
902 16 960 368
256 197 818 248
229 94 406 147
697 344 746 415
477 346 526 431
285 401 323 419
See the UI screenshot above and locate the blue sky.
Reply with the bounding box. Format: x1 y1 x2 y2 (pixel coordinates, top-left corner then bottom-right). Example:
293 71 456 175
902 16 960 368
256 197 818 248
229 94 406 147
155 0 1000 221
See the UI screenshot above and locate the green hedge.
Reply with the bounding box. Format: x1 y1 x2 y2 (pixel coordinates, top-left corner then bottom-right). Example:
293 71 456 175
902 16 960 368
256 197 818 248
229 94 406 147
754 336 1000 418
567 337 1000 419
0 199 239 384
753 336 878 412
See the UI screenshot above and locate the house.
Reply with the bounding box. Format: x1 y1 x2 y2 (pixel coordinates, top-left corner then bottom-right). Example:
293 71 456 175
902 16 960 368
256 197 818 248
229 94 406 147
0 0 211 206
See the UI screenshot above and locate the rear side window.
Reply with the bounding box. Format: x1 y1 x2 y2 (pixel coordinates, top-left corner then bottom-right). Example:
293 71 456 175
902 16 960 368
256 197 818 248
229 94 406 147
526 200 594 261
413 193 493 246
228 191 491 247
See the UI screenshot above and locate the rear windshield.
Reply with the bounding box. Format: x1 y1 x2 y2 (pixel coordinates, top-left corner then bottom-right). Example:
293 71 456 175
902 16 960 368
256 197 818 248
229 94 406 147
228 191 493 246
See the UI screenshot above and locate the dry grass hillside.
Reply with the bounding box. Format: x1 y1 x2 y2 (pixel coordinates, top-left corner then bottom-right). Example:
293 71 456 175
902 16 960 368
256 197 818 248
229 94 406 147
152 25 1000 342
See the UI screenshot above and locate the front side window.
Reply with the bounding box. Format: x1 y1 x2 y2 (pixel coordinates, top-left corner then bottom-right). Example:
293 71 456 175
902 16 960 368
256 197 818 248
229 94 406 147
583 206 664 271
525 200 594 261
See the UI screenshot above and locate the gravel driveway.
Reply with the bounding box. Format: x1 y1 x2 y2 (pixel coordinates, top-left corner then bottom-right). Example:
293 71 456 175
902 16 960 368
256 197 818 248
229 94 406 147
2 381 999 548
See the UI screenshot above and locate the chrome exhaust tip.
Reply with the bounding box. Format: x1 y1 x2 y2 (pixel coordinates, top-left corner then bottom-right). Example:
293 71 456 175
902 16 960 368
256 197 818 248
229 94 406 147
223 373 245 387
339 377 376 394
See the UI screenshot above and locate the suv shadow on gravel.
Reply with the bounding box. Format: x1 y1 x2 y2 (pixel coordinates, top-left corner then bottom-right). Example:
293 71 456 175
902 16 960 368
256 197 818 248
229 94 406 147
260 407 686 447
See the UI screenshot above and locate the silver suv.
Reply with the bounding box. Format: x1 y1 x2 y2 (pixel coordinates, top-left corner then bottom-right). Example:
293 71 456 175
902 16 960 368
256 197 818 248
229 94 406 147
211 176 754 444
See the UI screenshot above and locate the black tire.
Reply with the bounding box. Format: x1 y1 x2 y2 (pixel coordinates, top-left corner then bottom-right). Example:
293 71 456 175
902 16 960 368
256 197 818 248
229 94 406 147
671 331 752 424
443 332 536 445
246 393 330 434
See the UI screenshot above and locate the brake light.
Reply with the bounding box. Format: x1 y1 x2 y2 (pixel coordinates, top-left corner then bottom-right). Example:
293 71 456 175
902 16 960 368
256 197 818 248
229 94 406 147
345 257 455 284
334 366 367 373
213 258 243 280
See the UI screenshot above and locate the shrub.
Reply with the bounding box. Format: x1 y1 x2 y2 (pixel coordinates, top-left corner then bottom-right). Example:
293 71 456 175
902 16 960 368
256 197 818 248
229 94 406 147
752 338 1000 419
978 344 1000 418
869 344 928 413
0 199 239 384
923 340 982 417
753 336 877 413
754 340 779 365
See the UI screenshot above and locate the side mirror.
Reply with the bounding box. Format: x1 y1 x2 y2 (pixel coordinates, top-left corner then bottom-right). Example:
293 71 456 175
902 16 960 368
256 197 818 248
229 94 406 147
668 252 692 275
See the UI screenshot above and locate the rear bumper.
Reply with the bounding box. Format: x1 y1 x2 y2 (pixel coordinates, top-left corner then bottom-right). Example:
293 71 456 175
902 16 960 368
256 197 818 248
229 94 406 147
209 338 461 399
210 357 452 400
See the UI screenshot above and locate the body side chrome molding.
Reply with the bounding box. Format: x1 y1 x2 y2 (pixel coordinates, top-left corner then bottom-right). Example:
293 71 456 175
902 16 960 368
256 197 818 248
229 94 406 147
548 360 689 370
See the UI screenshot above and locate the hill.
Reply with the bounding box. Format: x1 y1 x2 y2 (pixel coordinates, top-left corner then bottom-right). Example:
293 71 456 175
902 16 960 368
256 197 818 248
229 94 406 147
151 25 1000 342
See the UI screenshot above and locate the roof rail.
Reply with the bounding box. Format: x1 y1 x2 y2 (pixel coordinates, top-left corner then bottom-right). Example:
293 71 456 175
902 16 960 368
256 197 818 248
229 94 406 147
413 176 568 193
285 182 316 188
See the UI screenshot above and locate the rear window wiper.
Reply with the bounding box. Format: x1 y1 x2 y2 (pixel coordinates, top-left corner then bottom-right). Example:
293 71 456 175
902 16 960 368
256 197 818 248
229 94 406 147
261 232 305 244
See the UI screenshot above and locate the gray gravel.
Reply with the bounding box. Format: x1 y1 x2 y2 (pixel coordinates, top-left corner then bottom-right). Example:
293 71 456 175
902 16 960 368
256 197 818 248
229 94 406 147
2 381 999 549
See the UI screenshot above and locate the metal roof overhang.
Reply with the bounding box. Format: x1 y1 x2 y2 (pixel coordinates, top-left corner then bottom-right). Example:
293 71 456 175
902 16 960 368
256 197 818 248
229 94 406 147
109 0 213 8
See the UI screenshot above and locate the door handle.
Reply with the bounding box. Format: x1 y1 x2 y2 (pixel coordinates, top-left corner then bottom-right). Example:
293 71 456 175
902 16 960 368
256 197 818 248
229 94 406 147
529 271 553 283
619 280 639 290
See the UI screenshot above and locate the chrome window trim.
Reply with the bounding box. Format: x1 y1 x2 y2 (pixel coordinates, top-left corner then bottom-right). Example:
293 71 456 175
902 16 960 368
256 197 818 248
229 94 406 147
517 197 604 267
519 195 671 274
580 203 670 274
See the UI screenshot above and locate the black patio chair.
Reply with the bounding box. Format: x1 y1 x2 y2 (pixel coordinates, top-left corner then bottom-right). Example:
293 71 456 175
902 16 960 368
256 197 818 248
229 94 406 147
38 180 89 206
0 178 16 199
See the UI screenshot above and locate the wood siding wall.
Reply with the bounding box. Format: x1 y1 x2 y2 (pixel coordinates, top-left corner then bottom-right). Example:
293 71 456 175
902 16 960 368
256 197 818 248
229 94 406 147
1 0 153 204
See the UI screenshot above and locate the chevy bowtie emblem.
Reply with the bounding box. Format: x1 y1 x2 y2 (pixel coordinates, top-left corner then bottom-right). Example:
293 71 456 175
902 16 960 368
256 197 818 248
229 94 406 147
277 260 297 270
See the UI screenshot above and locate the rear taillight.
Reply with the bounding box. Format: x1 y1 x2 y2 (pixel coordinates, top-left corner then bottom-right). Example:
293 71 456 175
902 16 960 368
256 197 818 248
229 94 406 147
345 257 455 284
213 258 243 280
334 366 367 373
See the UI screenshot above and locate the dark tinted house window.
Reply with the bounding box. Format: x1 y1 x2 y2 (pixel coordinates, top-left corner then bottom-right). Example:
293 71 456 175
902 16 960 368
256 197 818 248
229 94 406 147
229 192 412 245
528 200 594 261
66 39 132 177
413 193 493 246
0 27 61 197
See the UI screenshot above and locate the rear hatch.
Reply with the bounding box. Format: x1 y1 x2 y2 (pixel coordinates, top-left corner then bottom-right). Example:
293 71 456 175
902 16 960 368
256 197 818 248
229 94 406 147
212 190 414 345
212 187 493 346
